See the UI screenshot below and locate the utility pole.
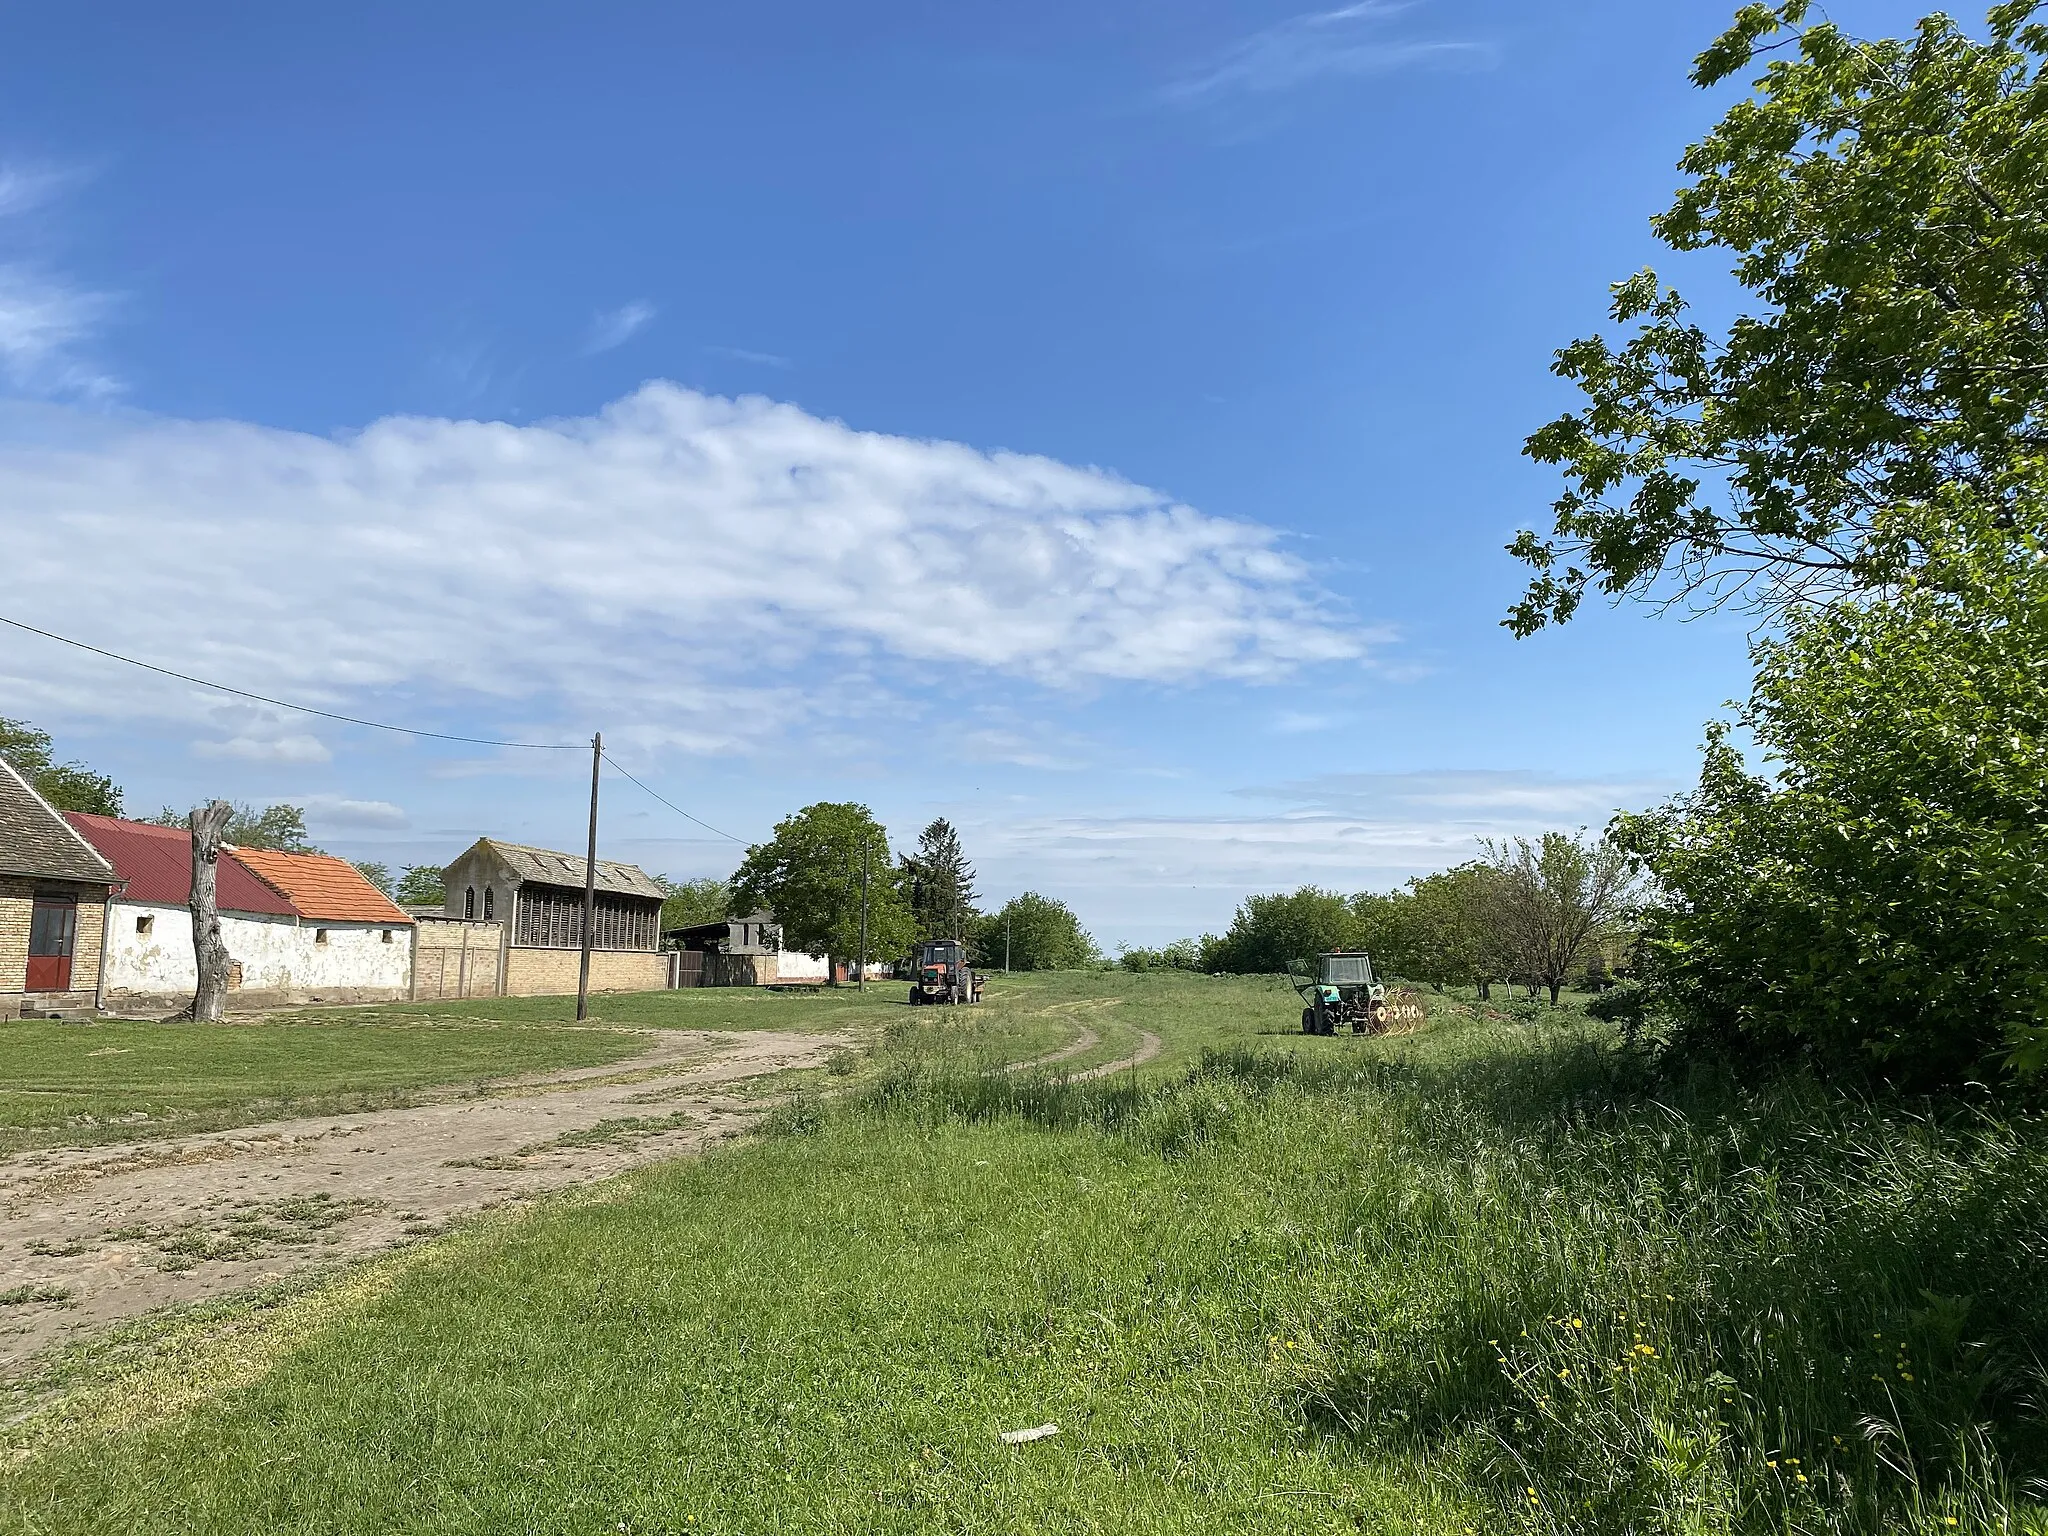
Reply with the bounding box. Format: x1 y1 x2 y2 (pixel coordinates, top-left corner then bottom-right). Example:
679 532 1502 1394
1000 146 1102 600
1004 909 1011 974
857 839 870 993
575 731 601 1022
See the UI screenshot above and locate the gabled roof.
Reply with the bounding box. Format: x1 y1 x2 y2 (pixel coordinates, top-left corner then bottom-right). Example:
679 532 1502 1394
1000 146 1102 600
65 813 299 917
0 757 117 885
230 847 413 925
462 839 666 902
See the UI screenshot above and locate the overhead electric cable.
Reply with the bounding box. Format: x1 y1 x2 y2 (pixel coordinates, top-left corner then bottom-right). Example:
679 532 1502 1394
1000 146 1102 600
0 613 583 750
0 610 752 844
599 751 747 844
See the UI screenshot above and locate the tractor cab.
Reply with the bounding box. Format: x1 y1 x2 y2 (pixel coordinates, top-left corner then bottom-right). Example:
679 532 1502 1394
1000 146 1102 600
1291 951 1388 1036
909 939 983 1006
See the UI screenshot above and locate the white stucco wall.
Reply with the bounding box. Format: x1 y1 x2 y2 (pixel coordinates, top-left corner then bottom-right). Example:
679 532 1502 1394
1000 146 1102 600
775 948 829 982
101 901 411 1007
293 922 412 993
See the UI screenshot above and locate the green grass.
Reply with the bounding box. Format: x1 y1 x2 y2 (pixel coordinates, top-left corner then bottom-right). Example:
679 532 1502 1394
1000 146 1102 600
0 1016 646 1155
8 974 2043 1534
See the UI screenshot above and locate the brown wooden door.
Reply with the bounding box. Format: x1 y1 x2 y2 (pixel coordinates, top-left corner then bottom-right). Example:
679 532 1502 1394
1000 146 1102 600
27 894 77 992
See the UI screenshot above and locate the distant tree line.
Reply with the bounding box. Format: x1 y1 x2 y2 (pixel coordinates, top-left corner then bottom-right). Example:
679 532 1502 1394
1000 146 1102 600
1143 829 1637 1006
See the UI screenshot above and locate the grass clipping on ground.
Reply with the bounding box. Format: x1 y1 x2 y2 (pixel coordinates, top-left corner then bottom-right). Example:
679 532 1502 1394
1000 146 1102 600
5 976 2046 1535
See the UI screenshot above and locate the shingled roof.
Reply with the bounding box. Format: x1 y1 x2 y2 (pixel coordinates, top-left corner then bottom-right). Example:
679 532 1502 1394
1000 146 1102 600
472 839 666 901
231 848 414 925
0 757 117 886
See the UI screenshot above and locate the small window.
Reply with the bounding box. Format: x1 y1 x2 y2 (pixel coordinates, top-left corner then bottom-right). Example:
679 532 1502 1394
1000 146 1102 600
316 929 331 946
136 913 154 935
464 886 476 920
483 886 495 920
381 929 394 944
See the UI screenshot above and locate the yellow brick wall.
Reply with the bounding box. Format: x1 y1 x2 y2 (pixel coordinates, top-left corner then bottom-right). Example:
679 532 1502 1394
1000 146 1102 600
0 881 29 994
0 876 108 1006
503 947 667 998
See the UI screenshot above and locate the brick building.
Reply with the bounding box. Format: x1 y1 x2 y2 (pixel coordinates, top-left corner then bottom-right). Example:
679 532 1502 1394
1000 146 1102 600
0 757 117 1018
440 839 666 996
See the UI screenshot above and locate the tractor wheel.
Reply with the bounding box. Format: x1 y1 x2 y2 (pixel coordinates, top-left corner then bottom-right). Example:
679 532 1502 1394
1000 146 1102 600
908 990 921 1006
1301 1007 1316 1035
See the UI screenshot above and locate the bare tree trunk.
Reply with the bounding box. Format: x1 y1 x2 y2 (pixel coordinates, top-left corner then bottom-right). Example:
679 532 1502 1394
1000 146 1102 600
183 801 233 1023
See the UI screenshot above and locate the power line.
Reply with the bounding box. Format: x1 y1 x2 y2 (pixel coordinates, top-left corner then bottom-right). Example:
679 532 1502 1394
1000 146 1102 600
0 613 581 750
0 610 751 845
600 751 748 845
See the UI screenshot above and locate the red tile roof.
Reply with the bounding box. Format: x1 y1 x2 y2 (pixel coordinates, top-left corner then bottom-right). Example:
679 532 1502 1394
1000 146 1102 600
65 813 299 917
229 847 413 925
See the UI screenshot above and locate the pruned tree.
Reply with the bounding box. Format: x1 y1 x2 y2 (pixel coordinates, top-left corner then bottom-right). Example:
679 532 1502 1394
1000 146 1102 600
183 800 235 1023
902 818 978 941
1479 831 1638 1006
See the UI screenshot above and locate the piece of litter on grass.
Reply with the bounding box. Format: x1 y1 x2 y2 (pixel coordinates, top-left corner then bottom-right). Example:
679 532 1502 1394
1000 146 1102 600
1000 1423 1060 1446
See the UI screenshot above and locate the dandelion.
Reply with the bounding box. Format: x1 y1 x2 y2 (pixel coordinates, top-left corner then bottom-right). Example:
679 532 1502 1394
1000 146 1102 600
1570 1317 1584 1329
1900 1371 1914 1382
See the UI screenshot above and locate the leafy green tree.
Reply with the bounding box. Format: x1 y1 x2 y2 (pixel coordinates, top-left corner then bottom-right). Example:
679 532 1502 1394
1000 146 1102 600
974 892 1096 972
395 864 447 906
1621 565 2048 1084
1117 939 1202 972
901 818 978 941
655 875 731 935
1513 1 2048 635
1200 887 1359 975
150 802 320 852
0 717 123 815
1396 864 1506 995
730 803 914 975
351 861 394 897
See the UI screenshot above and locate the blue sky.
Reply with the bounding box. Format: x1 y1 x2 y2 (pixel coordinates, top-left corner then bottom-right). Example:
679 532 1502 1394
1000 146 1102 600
0 1 1931 948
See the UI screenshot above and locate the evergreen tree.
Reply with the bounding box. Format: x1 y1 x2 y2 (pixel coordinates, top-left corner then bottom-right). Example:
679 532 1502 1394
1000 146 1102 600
902 817 978 941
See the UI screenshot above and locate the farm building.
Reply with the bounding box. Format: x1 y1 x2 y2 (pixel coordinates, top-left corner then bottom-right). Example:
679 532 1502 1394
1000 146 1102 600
663 909 831 987
439 839 666 996
66 813 305 1012
0 757 116 1018
228 847 414 1004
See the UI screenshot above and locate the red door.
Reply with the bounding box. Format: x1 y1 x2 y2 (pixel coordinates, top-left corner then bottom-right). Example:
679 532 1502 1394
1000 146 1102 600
27 894 78 992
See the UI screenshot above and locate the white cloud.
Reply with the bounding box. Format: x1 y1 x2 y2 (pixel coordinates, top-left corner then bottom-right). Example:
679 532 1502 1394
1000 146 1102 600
0 384 1373 748
705 345 792 369
193 733 333 766
584 301 656 354
1165 1 1489 105
302 795 408 830
976 771 1679 899
0 164 116 398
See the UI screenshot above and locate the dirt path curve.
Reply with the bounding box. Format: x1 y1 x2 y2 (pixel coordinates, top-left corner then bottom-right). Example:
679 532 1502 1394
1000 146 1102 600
1004 1027 1100 1073
0 1028 835 1375
1075 1030 1164 1080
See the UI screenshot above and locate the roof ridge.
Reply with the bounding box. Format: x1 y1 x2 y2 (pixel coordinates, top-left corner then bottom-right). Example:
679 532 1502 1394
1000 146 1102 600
0 757 116 878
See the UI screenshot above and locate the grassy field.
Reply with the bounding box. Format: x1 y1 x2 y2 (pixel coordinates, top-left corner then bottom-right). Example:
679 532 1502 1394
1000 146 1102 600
0 1015 649 1156
6 973 2045 1534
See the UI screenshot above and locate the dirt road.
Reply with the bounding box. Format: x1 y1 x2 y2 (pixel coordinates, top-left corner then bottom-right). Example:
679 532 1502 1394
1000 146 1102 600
0 1028 835 1374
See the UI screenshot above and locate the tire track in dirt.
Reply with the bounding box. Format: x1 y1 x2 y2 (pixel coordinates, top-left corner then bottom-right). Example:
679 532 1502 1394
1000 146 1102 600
1074 1030 1164 1080
0 1028 836 1375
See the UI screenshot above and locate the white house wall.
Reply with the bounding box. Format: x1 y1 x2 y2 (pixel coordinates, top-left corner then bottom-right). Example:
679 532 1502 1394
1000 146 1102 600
775 949 830 982
101 901 410 1011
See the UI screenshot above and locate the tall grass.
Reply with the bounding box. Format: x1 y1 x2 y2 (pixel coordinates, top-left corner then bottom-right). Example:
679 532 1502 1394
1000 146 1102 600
829 1012 2048 1533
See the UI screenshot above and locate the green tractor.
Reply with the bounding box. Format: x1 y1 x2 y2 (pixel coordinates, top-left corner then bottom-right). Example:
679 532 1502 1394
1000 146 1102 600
1291 952 1388 1036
